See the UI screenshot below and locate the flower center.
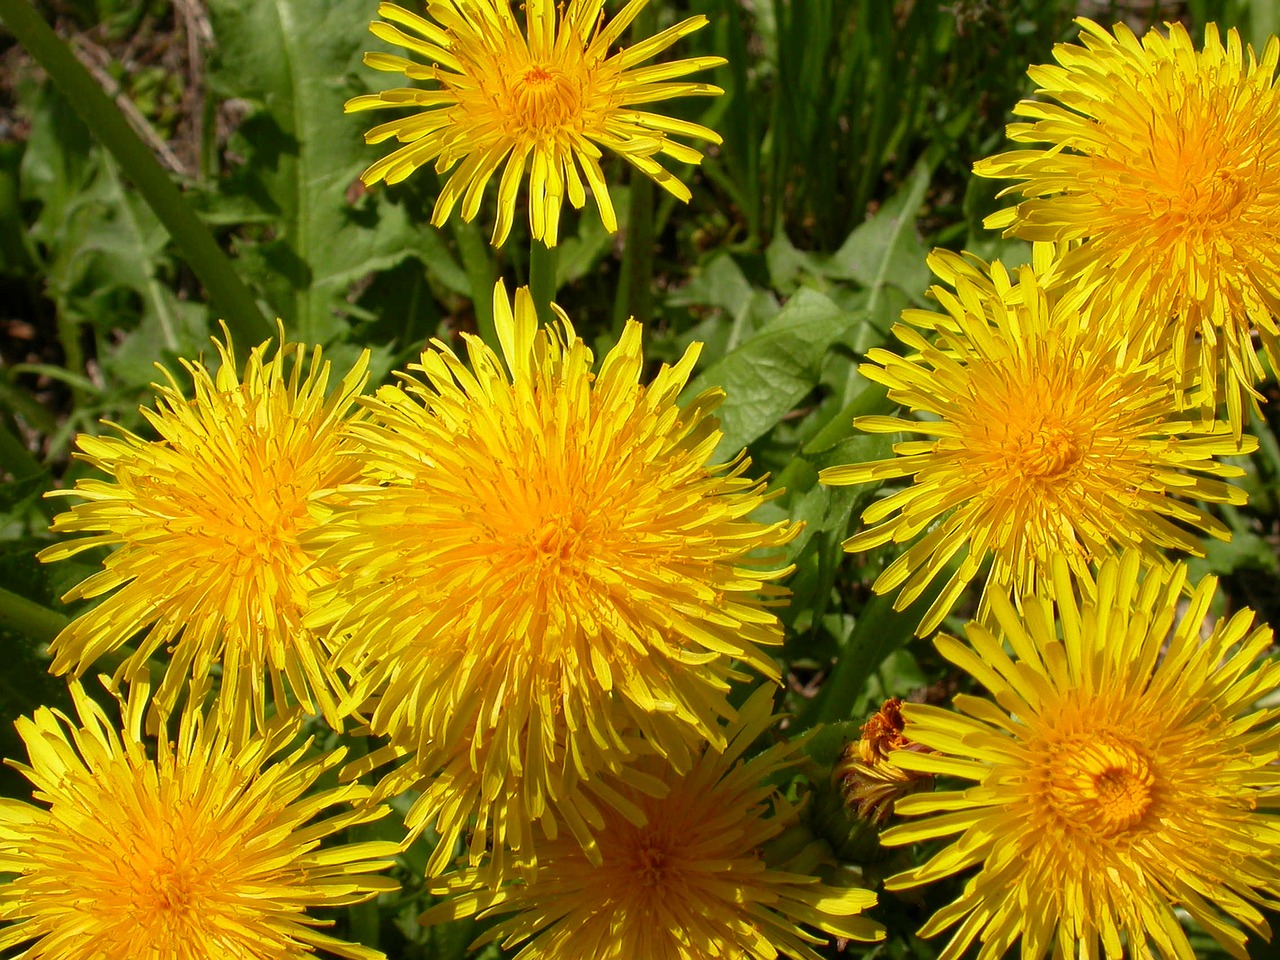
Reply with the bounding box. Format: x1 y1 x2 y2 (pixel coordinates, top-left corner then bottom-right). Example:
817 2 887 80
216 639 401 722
511 64 581 133
524 510 587 569
626 828 678 889
1006 417 1083 479
1044 733 1156 836
146 860 199 914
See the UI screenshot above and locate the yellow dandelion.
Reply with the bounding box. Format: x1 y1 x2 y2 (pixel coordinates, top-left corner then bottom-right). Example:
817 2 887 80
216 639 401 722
880 551 1280 960
419 686 885 959
975 18 1280 433
38 331 370 729
309 282 796 878
819 256 1255 637
0 680 400 960
345 0 725 246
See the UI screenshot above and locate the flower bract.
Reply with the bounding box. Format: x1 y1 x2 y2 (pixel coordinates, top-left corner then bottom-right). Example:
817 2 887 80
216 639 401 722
38 332 370 730
820 254 1255 636
309 282 795 878
880 551 1280 960
0 680 399 960
419 685 885 959
346 0 725 246
975 18 1280 434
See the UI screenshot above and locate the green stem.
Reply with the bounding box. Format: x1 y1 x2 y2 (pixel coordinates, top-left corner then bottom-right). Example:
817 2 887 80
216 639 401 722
612 5 657 335
616 172 654 332
447 217 498 350
0 0 271 344
528 237 558 325
0 585 69 645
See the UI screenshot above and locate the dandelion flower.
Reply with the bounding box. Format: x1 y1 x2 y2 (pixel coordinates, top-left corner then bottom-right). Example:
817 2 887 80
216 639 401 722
419 686 885 959
820 256 1255 636
975 18 1280 433
0 680 399 960
39 331 370 728
346 0 725 246
880 551 1280 960
309 282 796 877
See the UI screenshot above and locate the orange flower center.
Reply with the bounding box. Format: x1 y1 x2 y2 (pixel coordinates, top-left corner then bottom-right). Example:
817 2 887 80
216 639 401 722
144 860 200 914
511 64 582 133
1044 733 1156 836
1145 111 1251 237
960 359 1092 486
525 510 589 570
1005 418 1083 479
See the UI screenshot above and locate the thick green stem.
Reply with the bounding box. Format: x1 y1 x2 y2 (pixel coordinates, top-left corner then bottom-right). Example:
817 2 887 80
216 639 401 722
447 216 498 350
0 585 69 645
614 171 654 334
0 0 271 344
612 5 657 335
528 237 558 325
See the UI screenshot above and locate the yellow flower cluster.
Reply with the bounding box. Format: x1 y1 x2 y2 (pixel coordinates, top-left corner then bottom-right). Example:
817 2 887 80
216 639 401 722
818 15 1280 960
4 8 1280 960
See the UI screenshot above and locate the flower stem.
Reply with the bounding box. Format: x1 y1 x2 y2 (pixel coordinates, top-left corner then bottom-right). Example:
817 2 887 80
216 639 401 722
528 237 558 324
612 6 657 336
447 216 498 350
0 0 272 344
614 172 654 335
0 586 68 645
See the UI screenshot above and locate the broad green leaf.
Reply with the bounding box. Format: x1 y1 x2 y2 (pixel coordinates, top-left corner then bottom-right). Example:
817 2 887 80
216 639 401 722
206 0 452 344
668 251 779 337
826 161 932 311
684 287 858 456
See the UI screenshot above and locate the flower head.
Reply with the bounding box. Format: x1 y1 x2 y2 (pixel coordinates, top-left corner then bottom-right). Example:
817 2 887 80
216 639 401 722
419 686 885 959
880 551 1280 960
820 254 1255 636
834 697 933 826
39 331 369 729
0 680 399 960
309 282 795 878
975 18 1280 433
346 0 724 246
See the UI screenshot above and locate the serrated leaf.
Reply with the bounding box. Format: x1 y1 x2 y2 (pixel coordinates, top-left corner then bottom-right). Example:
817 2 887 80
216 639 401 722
684 288 859 457
206 0 446 343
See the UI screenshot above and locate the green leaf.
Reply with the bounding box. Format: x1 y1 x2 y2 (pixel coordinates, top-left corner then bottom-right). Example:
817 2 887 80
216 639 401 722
825 161 933 312
206 0 442 344
684 287 859 456
18 82 210 384
667 251 779 335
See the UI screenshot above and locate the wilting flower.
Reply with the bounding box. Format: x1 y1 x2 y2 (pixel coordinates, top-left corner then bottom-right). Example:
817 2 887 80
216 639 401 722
419 686 885 959
880 551 1280 959
834 697 933 827
38 332 369 729
346 0 724 246
0 680 399 960
820 255 1255 636
309 282 795 877
975 18 1280 433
